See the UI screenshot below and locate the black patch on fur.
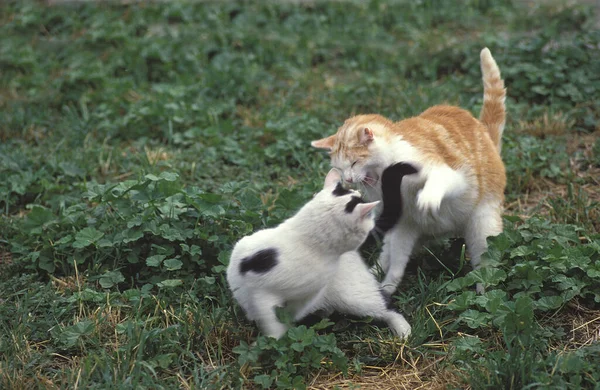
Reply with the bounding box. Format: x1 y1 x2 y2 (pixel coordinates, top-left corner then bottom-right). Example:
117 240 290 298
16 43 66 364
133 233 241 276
345 196 365 213
375 162 419 233
239 248 278 275
332 182 351 197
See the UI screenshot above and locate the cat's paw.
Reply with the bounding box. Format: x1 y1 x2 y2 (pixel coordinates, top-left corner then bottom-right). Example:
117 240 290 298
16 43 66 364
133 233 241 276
388 313 412 339
396 322 411 340
416 187 443 214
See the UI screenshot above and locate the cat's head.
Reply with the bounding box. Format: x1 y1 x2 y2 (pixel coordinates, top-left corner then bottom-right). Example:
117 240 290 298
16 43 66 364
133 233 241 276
311 168 380 248
311 114 392 186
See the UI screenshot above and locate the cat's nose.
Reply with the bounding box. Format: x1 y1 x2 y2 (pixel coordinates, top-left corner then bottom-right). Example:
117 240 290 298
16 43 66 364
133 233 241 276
345 177 354 183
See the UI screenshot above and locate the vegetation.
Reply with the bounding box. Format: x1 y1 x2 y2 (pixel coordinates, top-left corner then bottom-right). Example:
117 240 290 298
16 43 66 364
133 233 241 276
1 0 599 388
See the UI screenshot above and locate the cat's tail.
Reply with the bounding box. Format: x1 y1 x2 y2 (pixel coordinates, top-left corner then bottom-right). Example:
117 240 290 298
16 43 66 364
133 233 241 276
479 48 506 153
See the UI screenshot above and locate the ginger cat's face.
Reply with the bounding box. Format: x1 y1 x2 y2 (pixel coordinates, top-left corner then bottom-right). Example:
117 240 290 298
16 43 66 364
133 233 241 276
312 114 393 186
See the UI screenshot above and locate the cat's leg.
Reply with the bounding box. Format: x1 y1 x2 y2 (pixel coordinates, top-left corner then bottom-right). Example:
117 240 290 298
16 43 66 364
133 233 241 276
252 290 288 338
335 295 411 338
382 310 412 339
417 165 468 213
233 286 257 321
341 290 411 338
464 201 503 294
293 286 328 322
327 253 411 338
373 233 393 275
380 223 420 297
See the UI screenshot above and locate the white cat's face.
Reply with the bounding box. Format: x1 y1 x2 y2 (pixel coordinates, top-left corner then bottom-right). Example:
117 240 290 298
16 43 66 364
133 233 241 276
312 169 379 245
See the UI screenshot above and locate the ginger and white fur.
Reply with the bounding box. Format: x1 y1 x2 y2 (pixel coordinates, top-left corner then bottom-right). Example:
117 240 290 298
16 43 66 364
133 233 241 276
227 169 411 339
312 48 507 295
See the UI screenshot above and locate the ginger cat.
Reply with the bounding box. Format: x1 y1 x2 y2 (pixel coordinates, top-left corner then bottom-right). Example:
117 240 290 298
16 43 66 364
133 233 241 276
311 48 506 295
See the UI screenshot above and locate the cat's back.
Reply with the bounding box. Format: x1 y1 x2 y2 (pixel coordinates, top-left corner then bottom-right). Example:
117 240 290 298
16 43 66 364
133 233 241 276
393 104 505 198
229 227 278 264
394 105 495 158
227 225 320 279
418 105 495 147
227 228 277 281
227 225 339 299
419 105 480 131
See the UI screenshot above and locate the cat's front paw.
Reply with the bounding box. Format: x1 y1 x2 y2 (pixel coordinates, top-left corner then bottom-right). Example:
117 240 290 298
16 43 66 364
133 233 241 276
416 187 443 214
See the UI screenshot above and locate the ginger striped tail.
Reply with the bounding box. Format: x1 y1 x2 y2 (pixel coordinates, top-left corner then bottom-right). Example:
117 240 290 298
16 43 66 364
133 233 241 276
479 48 506 153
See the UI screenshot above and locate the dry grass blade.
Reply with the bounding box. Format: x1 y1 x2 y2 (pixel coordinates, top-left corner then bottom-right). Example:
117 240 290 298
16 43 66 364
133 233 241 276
309 357 463 390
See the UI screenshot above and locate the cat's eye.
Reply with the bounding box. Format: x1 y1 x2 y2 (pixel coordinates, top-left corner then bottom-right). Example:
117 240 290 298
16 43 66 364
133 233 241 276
351 161 358 168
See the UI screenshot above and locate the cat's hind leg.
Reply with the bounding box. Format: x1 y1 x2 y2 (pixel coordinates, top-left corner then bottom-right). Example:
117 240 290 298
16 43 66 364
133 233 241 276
252 290 288 339
380 223 419 297
293 287 328 322
464 200 503 294
232 286 257 321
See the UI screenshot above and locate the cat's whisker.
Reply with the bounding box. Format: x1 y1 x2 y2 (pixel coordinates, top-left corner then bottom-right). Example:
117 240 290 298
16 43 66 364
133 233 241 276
362 179 378 190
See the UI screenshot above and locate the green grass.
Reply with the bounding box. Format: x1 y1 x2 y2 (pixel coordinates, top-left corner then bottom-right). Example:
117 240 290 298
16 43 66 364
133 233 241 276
1 0 600 388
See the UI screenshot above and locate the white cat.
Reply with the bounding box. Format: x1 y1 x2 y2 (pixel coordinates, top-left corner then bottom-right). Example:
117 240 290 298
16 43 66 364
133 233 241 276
226 169 412 339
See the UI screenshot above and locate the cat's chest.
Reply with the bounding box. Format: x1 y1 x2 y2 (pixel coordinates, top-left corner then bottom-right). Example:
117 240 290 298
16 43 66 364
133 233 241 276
406 204 464 234
402 185 473 235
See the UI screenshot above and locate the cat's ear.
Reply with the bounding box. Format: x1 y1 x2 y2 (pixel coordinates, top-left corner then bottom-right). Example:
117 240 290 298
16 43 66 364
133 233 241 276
311 135 336 150
359 128 374 145
355 201 379 218
323 169 342 189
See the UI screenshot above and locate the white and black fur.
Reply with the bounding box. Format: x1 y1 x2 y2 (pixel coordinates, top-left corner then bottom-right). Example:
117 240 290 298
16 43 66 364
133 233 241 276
374 162 419 236
226 169 412 339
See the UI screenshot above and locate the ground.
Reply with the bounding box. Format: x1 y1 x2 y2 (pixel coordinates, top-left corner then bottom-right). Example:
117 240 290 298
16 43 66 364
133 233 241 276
1 1 599 389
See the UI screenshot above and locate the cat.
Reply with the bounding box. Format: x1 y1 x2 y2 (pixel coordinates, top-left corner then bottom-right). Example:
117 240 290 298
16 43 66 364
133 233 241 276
374 162 419 234
226 168 415 339
317 163 417 335
311 48 506 295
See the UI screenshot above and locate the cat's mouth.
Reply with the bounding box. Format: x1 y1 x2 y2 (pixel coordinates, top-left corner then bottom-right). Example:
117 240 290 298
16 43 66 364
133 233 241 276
362 172 379 186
